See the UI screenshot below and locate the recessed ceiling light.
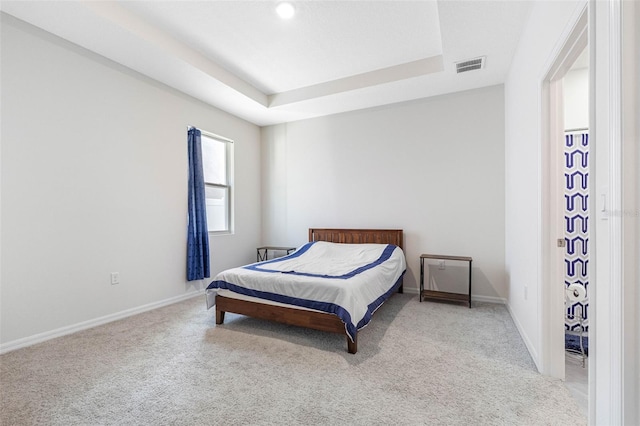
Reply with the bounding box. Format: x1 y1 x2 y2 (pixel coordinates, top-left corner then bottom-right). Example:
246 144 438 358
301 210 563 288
276 2 295 19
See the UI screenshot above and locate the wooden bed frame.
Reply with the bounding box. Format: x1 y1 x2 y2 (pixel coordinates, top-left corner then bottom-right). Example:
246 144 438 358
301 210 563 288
215 228 404 354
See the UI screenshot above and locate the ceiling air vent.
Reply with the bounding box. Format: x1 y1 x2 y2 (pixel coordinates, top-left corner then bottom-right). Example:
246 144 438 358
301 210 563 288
455 57 485 74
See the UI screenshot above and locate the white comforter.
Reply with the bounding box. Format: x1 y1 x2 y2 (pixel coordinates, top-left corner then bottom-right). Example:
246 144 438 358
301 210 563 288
206 241 406 341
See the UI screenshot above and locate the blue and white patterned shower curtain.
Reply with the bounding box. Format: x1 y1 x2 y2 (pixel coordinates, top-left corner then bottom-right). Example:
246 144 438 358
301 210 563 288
564 132 589 338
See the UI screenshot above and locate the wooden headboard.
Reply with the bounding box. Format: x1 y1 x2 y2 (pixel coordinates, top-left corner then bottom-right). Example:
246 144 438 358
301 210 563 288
308 228 403 250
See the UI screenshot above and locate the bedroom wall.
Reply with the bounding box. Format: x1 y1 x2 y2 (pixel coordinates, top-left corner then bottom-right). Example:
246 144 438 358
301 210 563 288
503 0 585 368
261 85 506 301
0 15 261 349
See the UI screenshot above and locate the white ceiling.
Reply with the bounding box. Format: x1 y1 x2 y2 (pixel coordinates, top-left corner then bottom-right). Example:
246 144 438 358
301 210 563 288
1 0 532 126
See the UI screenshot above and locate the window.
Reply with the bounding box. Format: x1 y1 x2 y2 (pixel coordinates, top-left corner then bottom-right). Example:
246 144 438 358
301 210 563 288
201 131 233 233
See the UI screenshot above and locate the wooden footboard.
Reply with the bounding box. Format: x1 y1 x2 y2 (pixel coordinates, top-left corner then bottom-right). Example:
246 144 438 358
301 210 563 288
215 274 404 354
214 228 404 354
215 294 358 353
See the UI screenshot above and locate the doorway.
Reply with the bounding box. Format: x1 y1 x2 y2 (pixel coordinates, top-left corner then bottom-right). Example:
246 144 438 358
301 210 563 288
539 0 588 394
543 1 638 423
561 46 589 416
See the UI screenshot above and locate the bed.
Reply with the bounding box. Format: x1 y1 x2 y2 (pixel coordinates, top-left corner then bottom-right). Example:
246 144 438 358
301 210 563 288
206 228 406 354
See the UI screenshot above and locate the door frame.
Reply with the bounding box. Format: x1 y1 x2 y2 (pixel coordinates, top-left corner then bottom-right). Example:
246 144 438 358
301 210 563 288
591 0 637 423
540 3 588 381
540 1 637 423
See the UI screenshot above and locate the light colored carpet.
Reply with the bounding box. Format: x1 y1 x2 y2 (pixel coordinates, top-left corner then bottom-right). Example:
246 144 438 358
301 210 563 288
0 294 586 425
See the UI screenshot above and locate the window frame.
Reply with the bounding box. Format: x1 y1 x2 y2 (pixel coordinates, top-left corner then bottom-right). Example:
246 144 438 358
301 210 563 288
200 129 234 235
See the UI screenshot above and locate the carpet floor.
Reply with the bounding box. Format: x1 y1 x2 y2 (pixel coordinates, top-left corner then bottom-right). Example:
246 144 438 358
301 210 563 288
0 294 586 425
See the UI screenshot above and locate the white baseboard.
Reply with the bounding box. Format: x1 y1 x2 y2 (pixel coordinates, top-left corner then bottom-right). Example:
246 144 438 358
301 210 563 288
403 286 506 304
505 301 541 371
0 290 204 355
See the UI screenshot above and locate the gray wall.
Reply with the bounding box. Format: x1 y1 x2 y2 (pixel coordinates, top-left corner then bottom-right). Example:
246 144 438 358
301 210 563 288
504 0 585 367
0 15 262 347
261 86 506 300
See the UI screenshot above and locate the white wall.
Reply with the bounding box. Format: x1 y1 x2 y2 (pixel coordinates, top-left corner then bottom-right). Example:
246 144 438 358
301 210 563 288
0 15 261 348
507 0 640 421
262 86 506 300
563 67 589 130
504 0 585 368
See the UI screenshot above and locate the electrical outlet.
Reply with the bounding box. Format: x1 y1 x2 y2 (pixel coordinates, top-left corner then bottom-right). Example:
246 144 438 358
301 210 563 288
524 285 528 300
110 272 120 285
438 260 446 270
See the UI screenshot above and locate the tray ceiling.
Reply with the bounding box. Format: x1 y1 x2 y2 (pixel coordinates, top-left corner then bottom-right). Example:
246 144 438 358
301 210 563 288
1 1 532 126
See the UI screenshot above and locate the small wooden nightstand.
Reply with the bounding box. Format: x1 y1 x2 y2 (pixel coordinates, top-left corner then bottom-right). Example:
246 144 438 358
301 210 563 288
256 246 296 262
420 254 473 308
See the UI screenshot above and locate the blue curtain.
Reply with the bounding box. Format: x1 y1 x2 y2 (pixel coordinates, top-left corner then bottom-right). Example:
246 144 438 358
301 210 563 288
187 127 210 281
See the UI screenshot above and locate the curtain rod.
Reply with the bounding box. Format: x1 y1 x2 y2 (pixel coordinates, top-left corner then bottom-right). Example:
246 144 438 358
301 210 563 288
565 127 589 132
187 126 234 143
